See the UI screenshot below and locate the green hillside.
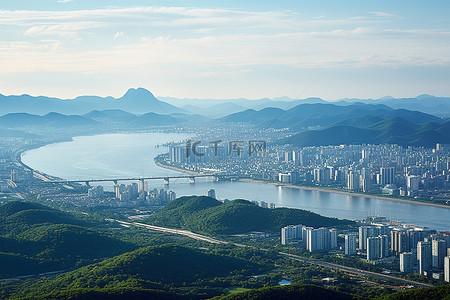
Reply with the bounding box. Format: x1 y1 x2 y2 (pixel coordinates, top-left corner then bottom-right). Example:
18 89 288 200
376 284 450 300
0 201 133 278
0 201 52 217
218 284 354 300
145 196 352 234
1 244 266 299
283 117 450 148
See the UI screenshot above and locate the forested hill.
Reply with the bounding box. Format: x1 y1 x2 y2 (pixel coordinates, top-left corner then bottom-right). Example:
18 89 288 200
144 196 353 234
282 118 450 148
218 284 353 300
1 244 268 299
218 283 450 300
0 201 133 278
376 284 450 300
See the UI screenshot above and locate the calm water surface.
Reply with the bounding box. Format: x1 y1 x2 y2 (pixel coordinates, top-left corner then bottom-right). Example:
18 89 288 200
22 133 450 231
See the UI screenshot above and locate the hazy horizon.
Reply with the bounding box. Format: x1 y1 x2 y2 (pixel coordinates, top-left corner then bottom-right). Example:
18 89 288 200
1 0 450 100
0 87 448 103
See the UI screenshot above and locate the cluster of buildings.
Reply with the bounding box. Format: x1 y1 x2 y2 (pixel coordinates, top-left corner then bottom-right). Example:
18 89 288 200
206 188 216 199
277 143 449 201
10 169 34 184
348 218 450 281
281 217 450 282
281 224 337 252
164 141 449 203
220 198 275 209
87 182 176 207
0 169 34 193
251 200 276 209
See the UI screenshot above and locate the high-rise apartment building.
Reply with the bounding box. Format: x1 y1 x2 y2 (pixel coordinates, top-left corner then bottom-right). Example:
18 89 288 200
444 256 450 283
345 234 357 256
432 239 446 270
400 252 414 273
380 167 395 185
367 236 381 261
417 240 432 275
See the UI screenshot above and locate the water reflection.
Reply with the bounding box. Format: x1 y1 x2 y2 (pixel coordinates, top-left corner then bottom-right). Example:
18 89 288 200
21 132 450 231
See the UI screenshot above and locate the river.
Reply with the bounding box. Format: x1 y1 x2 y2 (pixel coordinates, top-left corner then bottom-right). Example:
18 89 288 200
21 132 449 231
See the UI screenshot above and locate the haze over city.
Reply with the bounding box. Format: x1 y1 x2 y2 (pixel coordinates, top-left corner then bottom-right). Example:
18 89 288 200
1 1 450 299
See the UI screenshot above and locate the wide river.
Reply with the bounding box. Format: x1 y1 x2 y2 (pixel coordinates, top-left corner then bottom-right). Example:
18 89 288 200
22 132 449 231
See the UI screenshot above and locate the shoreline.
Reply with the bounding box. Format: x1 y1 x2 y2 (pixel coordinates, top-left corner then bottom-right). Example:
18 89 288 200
240 179 450 209
154 161 199 176
17 130 188 183
19 138 450 211
16 142 70 182
155 161 450 210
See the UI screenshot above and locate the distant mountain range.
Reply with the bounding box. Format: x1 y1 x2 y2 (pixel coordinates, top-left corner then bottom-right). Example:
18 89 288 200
282 117 450 148
217 102 449 147
0 110 189 129
0 88 184 115
0 112 97 128
335 94 450 117
219 102 440 130
161 94 450 117
1 88 450 148
2 88 450 118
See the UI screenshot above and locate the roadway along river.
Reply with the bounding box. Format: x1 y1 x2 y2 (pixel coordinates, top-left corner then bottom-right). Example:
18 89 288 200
22 132 450 231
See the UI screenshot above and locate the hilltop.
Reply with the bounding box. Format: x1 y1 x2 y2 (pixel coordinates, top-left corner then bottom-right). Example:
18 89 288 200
282 117 450 148
218 284 353 300
145 196 353 235
1 244 268 299
217 283 450 300
0 201 133 278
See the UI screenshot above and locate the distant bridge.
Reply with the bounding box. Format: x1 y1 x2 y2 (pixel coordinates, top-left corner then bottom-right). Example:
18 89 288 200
38 174 238 186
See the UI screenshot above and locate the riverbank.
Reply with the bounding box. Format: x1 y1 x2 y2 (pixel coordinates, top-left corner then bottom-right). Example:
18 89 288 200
154 161 199 175
239 178 450 210
154 161 450 210
16 142 71 182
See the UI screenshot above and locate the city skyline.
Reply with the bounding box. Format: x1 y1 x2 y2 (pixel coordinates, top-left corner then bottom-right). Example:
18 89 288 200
1 1 450 100
1 1 450 297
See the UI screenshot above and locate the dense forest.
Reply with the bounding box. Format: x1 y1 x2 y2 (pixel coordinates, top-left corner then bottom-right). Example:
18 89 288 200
0 201 134 278
144 196 353 234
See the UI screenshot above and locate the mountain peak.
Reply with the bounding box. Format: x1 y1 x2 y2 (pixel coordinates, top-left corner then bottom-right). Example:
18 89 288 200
415 94 435 100
378 96 395 100
122 87 156 99
116 88 184 114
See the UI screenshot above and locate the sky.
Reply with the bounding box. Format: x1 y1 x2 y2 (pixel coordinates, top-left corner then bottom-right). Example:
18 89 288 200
1 0 450 100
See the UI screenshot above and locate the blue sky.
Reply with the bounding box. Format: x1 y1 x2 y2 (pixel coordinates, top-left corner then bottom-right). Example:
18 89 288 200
1 0 450 100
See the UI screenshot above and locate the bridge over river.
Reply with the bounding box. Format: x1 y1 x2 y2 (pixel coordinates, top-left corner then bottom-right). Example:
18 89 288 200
37 174 239 186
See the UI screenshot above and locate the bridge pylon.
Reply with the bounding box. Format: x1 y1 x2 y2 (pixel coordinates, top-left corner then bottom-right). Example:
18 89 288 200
163 177 169 185
189 176 195 184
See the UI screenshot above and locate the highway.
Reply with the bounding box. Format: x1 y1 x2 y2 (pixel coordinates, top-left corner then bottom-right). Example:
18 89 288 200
110 219 228 244
110 219 433 289
278 252 432 288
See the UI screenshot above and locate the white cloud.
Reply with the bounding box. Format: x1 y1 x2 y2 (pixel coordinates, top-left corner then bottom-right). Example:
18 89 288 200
114 31 124 38
0 6 449 98
369 11 396 18
24 22 99 37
